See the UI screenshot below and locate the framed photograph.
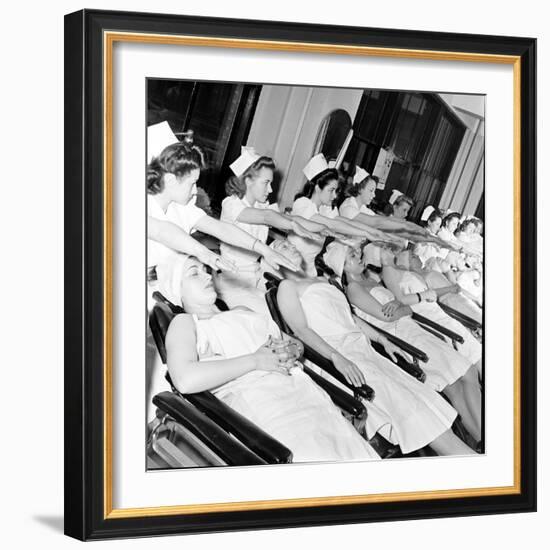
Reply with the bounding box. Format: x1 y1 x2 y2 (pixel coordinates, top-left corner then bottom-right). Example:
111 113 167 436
64 9 536 541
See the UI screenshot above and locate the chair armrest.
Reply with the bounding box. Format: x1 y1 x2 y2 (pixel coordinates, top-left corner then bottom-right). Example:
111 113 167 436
184 391 293 464
366 322 429 363
371 342 426 383
411 312 465 344
302 343 375 401
438 303 482 331
263 272 283 290
303 366 366 418
152 392 267 466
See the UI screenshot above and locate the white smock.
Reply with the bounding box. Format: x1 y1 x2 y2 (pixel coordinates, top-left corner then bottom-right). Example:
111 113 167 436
192 308 380 462
214 195 277 315
352 285 471 392
397 271 482 367
298 282 457 454
339 196 375 219
288 197 338 277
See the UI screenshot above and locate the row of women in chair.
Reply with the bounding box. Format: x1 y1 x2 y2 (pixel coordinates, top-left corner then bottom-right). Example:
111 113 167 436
147 121 484 463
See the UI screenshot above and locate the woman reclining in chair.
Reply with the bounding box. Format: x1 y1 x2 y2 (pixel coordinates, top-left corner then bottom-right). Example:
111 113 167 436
266 240 478 455
326 241 482 444
158 253 380 463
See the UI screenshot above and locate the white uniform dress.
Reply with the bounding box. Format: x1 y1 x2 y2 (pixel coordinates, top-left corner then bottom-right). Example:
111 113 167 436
396 271 482 368
352 285 471 391
339 196 375 219
192 308 380 462
214 195 277 314
288 197 338 277
298 282 458 454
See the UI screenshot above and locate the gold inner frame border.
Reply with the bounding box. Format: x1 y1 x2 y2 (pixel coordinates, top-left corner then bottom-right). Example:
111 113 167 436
102 30 522 520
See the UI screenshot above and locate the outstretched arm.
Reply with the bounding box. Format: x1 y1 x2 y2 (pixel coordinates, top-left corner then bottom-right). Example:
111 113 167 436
148 217 235 272
195 215 299 272
277 280 366 387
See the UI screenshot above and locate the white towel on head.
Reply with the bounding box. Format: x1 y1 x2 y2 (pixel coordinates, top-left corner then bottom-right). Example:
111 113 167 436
323 241 349 278
363 243 382 267
156 254 196 307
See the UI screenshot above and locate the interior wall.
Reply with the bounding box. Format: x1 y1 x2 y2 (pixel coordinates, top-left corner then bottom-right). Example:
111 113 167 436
439 94 485 215
247 85 363 209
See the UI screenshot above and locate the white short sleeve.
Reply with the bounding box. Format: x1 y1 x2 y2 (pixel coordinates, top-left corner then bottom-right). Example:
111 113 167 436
291 197 318 220
339 197 360 220
220 195 247 224
166 200 207 234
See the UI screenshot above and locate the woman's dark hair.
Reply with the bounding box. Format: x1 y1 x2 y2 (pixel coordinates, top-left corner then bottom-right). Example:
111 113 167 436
344 175 377 198
295 168 340 200
425 208 443 226
147 141 206 195
225 156 275 199
442 212 461 228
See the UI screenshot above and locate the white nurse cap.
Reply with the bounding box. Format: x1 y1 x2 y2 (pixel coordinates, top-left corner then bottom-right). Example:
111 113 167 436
420 205 436 221
147 121 179 163
389 189 404 205
303 153 330 181
229 146 261 177
353 166 369 184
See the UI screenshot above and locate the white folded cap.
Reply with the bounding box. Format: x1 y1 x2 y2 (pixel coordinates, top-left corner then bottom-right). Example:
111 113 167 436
323 241 349 278
303 153 330 181
229 146 260 177
147 121 179 163
363 243 382 267
420 205 435 221
353 166 369 184
389 189 403 205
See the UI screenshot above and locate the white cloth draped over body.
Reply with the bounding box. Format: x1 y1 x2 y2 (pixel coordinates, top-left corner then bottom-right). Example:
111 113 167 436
297 282 458 454
352 285 471 392
191 308 380 462
396 271 482 369
339 196 376 220
214 195 278 315
423 270 483 322
288 197 338 277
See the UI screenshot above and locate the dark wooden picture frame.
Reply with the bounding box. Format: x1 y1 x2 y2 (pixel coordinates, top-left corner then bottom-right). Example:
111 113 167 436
64 9 536 541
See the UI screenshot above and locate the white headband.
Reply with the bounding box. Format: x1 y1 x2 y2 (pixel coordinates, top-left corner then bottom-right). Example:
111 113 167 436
420 205 436 221
147 121 179 163
389 189 403 205
353 166 369 184
229 146 261 177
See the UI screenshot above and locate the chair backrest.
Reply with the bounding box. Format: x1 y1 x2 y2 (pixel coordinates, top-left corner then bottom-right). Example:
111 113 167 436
149 302 174 364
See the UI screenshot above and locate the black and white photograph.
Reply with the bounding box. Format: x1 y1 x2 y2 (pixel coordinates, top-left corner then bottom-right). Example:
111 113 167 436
146 79 485 469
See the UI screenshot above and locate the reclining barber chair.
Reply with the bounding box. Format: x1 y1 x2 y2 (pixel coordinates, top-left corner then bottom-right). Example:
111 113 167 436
148 296 294 468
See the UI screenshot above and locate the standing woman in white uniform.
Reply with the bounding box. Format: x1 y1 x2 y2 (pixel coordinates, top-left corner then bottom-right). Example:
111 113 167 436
215 147 326 312
289 155 399 277
146 123 297 287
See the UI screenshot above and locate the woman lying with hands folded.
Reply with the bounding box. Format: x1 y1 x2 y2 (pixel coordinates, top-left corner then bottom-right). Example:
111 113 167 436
158 253 380 463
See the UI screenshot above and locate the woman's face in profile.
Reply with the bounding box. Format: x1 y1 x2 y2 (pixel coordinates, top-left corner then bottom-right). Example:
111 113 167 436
317 180 338 206
427 216 442 234
246 167 274 204
179 259 218 310
393 201 411 219
344 248 364 275
359 180 376 206
166 168 201 205
446 217 459 233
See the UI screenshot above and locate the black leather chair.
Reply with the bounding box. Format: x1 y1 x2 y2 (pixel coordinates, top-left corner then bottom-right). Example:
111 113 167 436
149 300 293 466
